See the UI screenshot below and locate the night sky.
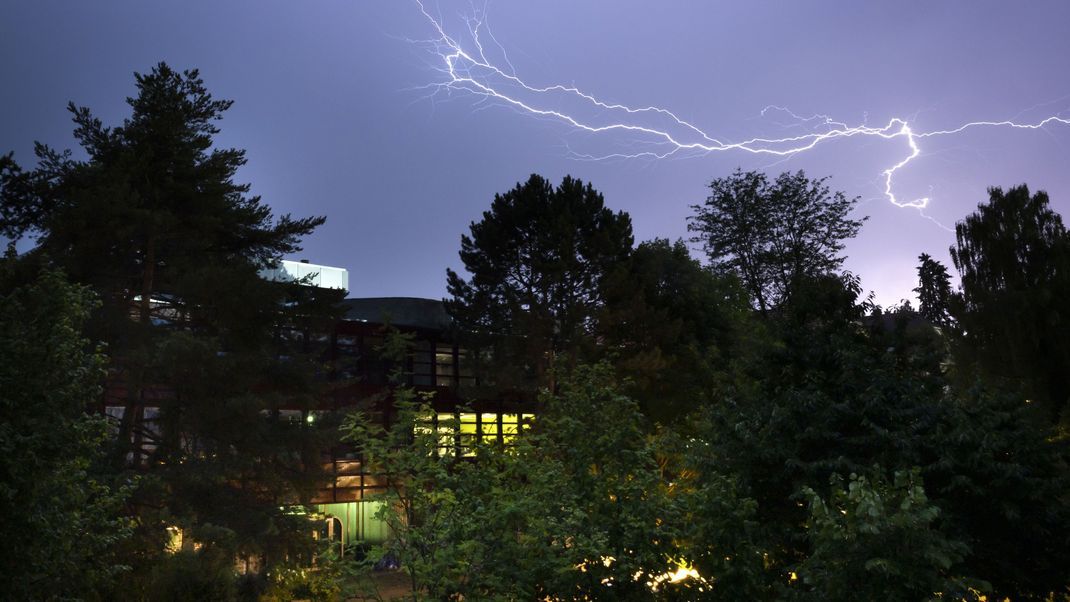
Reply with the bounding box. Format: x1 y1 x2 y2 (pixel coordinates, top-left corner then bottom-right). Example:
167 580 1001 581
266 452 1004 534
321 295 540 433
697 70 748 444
3 1 1069 306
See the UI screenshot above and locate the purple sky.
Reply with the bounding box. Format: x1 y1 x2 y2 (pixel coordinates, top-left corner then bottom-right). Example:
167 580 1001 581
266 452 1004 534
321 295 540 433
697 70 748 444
3 1 1069 307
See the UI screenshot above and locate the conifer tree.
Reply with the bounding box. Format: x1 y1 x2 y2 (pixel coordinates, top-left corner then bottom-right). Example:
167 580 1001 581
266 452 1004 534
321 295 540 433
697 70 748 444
445 174 633 393
913 252 954 327
0 63 341 578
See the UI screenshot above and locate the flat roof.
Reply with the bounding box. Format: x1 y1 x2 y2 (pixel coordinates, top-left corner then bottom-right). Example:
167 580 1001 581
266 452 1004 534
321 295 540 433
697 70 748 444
341 297 452 331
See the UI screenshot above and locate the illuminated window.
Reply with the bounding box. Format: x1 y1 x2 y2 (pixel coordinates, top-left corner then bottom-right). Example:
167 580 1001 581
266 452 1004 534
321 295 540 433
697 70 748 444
416 411 534 456
278 409 303 424
431 343 450 387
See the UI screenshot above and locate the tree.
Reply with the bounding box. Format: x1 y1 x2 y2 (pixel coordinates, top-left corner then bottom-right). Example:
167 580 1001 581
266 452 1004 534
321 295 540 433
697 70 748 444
688 169 866 314
342 362 685 600
795 470 976 601
949 184 1070 421
0 63 340 581
926 386 1070 600
445 174 633 392
0 264 130 599
699 269 1070 599
913 253 954 327
597 238 749 423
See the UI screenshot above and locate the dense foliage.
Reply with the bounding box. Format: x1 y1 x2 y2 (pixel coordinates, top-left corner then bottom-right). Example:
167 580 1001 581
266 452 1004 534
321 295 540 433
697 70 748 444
0 64 342 599
0 265 131 599
950 185 1070 422
361 171 1069 600
351 276 1070 600
2 63 1069 600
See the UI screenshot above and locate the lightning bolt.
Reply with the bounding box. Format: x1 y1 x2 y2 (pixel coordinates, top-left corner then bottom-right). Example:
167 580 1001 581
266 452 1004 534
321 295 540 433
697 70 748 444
411 1 1070 231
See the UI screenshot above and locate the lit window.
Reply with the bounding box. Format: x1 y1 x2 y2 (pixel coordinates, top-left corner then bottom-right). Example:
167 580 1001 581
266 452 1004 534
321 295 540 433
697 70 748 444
435 343 455 387
415 411 534 456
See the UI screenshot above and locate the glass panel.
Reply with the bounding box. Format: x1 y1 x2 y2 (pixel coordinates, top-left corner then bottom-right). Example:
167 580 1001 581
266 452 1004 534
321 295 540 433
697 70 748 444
335 460 362 473
458 414 478 434
336 475 363 488
361 474 387 488
360 500 391 544
459 414 478 455
436 413 456 456
483 412 498 436
436 347 456 388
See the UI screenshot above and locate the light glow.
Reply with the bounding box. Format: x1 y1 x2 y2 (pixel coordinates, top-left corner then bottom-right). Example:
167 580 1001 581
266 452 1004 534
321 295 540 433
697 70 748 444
647 559 708 592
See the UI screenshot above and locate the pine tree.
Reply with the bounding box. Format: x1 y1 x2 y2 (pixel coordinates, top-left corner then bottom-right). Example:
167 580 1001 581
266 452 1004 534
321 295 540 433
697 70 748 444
913 252 954 327
445 174 633 393
0 63 342 578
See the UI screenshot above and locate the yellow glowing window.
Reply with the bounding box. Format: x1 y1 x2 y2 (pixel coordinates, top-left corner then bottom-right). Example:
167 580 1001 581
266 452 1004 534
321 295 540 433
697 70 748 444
481 413 499 437
414 411 535 455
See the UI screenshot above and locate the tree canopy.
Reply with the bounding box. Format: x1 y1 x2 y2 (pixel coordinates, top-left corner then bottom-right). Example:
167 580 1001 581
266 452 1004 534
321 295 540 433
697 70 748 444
0 63 341 594
597 238 749 423
445 173 633 392
0 265 130 600
688 169 866 314
950 184 1070 422
914 252 955 328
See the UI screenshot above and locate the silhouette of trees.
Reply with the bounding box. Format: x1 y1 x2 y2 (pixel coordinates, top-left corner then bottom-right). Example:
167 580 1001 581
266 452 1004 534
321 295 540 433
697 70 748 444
914 252 954 327
446 174 633 392
0 63 341 589
950 184 1070 421
597 238 749 423
689 169 866 314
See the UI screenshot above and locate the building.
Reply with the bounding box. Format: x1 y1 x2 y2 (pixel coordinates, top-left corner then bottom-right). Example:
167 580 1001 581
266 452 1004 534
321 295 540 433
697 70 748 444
313 295 533 547
102 260 533 550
